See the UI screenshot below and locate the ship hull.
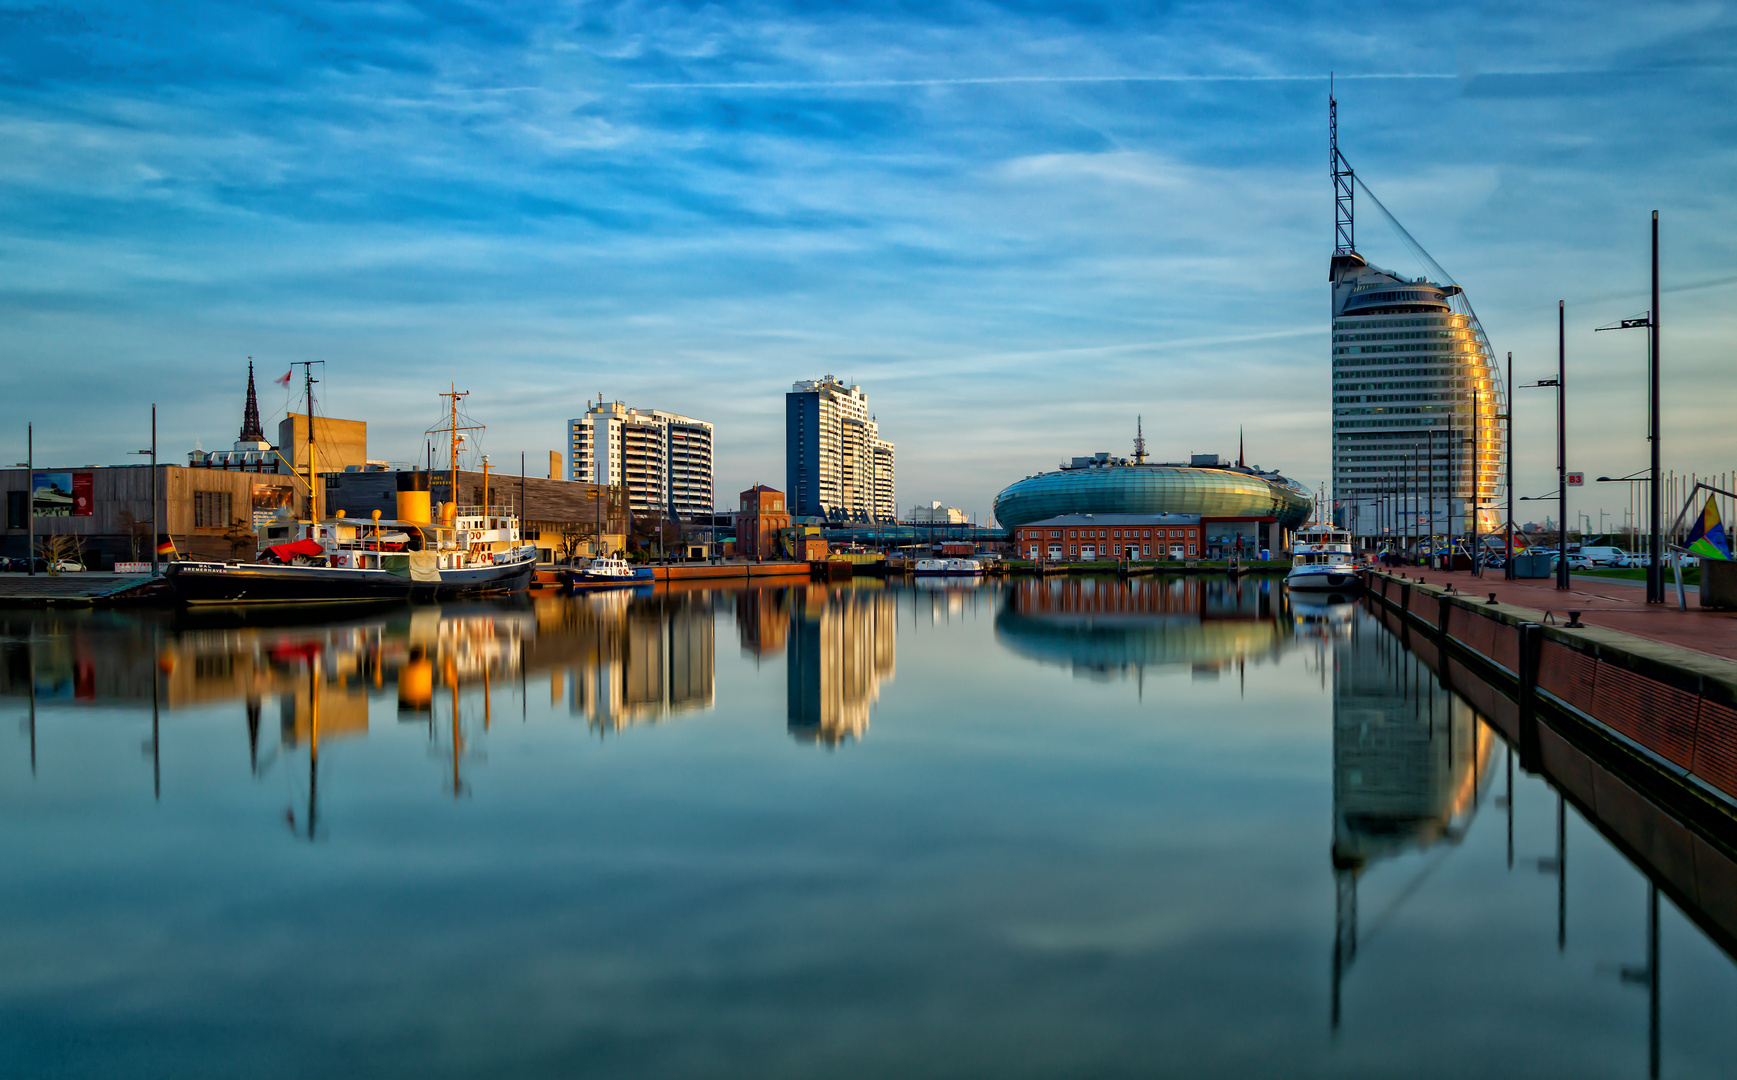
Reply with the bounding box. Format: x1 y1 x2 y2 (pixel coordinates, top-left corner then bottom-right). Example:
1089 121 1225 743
1284 566 1362 592
165 555 536 606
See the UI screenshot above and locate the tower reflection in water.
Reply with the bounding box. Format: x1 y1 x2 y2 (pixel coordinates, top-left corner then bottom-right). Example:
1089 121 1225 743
992 576 1288 681
737 583 896 746
1329 603 1493 1029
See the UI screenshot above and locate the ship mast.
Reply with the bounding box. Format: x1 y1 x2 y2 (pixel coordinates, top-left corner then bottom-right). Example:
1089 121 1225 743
430 385 484 518
290 361 325 522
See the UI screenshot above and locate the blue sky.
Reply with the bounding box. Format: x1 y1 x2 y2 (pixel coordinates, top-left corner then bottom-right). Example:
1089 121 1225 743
2 1 1734 523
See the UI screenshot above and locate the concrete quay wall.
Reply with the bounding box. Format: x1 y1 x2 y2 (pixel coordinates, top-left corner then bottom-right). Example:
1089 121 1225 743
1364 569 1737 813
650 562 814 582
1365 593 1737 957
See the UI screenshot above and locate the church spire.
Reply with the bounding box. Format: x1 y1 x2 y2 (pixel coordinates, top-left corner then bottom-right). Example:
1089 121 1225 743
1237 426 1245 469
239 359 265 443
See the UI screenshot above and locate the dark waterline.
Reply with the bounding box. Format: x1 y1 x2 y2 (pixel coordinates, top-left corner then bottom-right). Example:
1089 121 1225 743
2 578 1734 1078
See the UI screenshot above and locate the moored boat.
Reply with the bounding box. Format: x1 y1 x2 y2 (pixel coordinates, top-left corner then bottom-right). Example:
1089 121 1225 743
561 556 653 589
914 557 986 577
165 382 537 606
165 507 536 605
1285 524 1362 592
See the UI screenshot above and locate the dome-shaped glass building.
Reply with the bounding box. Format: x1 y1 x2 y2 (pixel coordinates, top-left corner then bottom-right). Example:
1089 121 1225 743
993 455 1312 531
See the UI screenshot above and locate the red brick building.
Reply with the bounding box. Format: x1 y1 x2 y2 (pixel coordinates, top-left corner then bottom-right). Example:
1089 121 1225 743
738 485 790 560
1013 513 1202 561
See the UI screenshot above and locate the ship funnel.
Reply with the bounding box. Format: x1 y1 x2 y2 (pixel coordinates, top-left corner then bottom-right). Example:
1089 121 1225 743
395 471 432 524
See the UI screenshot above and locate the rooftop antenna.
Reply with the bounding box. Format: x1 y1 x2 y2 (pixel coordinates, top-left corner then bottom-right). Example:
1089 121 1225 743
1331 73 1354 256
1133 416 1148 464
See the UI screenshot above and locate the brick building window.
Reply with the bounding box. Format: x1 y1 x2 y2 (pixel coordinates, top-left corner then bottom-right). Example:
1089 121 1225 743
193 491 233 529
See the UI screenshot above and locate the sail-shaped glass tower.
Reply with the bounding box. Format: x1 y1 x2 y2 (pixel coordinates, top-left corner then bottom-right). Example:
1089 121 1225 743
1328 94 1505 548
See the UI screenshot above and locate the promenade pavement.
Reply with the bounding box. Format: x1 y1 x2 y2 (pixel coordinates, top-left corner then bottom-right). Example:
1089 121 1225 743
1383 564 1737 663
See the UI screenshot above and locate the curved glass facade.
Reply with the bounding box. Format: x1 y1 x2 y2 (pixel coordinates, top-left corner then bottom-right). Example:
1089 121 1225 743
1330 256 1506 538
993 466 1313 530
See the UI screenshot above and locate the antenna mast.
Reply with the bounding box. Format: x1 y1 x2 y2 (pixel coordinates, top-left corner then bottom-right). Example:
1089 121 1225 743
1133 416 1148 464
1331 74 1354 256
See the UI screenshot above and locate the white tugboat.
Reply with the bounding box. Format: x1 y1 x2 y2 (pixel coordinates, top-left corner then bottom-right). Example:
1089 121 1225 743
1284 524 1361 592
561 555 653 589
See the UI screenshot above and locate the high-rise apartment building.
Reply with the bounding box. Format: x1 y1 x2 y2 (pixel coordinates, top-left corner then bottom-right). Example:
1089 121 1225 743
568 401 714 518
1328 92 1504 543
785 376 895 521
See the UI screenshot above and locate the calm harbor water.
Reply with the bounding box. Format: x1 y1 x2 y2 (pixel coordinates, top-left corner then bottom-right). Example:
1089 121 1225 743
3 577 1736 1078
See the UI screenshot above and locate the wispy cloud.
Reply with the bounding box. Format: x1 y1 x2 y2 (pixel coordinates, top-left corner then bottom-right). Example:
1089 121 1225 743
0 1 1733 517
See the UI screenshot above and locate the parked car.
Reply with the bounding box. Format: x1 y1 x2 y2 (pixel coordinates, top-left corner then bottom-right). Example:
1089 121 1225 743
1611 552 1651 568
1578 546 1630 566
52 560 86 572
1552 554 1594 571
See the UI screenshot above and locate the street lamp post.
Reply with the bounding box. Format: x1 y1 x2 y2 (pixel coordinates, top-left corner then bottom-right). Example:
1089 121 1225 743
1594 212 1663 602
24 422 33 576
129 405 159 576
1505 352 1516 580
1557 302 1568 590
1519 305 1567 590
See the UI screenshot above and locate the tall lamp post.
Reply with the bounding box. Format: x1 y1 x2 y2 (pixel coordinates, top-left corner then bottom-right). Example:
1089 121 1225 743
129 405 159 576
18 422 33 576
1504 352 1516 580
1594 211 1663 602
1520 303 1568 590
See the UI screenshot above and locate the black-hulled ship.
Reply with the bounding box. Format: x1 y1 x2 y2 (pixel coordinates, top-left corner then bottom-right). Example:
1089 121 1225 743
165 500 536 605
165 381 536 606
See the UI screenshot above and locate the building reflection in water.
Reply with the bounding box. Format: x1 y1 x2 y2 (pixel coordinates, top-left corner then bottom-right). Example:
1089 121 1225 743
1330 608 1493 1029
993 576 1288 681
540 591 718 732
786 585 896 746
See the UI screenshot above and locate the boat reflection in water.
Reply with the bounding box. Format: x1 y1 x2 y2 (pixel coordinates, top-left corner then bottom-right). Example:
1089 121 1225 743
993 576 1289 681
1330 609 1494 1027
737 583 897 746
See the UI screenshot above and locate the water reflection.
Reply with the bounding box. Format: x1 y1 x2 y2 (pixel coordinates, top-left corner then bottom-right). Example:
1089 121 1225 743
993 576 1288 680
5 584 1737 1076
1330 612 1495 1028
739 585 897 745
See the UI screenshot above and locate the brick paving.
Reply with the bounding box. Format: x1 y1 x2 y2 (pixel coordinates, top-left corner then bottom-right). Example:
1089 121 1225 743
1381 565 1737 663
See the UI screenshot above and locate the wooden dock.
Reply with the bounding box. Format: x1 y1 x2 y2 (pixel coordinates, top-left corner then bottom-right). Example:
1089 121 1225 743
0 572 167 606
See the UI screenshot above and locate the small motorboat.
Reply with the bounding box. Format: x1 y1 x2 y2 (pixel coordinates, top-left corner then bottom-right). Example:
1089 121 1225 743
561 556 653 589
914 557 985 577
1285 525 1362 592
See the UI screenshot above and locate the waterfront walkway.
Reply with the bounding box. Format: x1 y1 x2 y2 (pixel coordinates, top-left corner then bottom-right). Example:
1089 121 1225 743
1387 566 1737 664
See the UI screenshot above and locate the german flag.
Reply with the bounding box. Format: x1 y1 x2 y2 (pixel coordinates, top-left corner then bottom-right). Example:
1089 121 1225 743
156 537 177 558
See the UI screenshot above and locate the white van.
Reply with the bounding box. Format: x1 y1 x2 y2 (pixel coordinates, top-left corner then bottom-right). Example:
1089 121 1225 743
1578 546 1629 566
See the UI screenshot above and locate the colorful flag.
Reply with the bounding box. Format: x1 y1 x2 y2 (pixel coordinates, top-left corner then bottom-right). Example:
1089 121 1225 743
276 370 292 386
156 537 177 557
1685 496 1730 561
